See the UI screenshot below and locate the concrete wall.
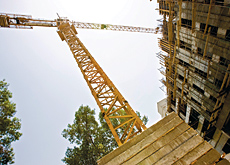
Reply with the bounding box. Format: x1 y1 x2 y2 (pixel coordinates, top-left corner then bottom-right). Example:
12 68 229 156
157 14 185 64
157 98 167 118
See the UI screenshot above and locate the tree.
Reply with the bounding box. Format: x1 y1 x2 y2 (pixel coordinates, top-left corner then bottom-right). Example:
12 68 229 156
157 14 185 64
62 105 103 165
62 105 148 165
0 80 22 164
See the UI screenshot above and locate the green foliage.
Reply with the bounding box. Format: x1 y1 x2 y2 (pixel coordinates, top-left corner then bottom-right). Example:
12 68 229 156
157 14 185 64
98 112 118 149
136 111 148 125
62 105 112 165
0 80 22 164
62 105 148 165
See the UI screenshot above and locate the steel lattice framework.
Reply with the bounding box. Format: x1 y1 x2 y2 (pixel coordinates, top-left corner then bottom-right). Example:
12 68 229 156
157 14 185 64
57 21 146 146
0 12 150 146
72 21 156 33
0 13 157 33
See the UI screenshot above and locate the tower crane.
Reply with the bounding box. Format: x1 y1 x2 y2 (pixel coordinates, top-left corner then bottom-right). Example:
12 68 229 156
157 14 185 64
0 13 157 146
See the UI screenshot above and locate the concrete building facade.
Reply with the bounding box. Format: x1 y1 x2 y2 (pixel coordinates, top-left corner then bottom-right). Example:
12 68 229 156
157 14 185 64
157 98 168 118
157 0 230 155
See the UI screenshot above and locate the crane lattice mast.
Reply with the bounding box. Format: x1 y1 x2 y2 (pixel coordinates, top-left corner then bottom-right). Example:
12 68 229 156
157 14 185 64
0 12 154 146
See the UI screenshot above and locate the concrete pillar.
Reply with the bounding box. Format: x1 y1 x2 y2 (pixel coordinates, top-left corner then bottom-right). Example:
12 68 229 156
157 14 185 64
195 22 200 30
212 54 220 63
192 43 197 51
196 115 205 136
224 0 230 7
210 128 222 148
185 104 191 123
217 28 227 39
215 132 229 154
175 98 180 114
224 0 230 5
216 93 230 130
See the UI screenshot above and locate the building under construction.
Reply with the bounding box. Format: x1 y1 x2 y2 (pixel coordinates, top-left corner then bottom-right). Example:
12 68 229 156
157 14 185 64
1 2 230 163
157 0 230 155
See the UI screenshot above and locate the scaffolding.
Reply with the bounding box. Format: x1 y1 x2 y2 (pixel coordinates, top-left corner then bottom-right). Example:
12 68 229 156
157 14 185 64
156 0 230 147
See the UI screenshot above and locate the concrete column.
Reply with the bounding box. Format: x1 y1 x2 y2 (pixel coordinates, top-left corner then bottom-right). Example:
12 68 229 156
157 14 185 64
185 104 191 123
215 132 229 154
217 28 227 39
212 54 220 63
175 98 180 114
192 43 197 52
196 115 205 136
210 128 222 148
195 22 200 30
224 0 230 5
216 93 230 130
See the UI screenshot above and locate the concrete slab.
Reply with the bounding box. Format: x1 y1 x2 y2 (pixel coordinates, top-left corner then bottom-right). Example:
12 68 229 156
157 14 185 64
97 112 230 165
123 123 190 165
216 159 230 165
193 149 221 165
173 141 213 165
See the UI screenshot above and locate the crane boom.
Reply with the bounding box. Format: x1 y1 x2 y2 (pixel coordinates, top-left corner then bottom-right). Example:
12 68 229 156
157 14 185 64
0 12 156 33
0 12 148 146
58 21 147 146
72 21 156 33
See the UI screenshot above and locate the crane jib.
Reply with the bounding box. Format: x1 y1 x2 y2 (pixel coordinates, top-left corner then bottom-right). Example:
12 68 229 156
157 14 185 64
0 12 150 146
0 12 158 34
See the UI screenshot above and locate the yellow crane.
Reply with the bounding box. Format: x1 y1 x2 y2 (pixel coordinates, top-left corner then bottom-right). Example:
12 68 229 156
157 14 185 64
0 12 156 146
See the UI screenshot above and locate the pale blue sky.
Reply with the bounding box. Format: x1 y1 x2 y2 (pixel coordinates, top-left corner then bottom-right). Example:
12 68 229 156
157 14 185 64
0 0 165 164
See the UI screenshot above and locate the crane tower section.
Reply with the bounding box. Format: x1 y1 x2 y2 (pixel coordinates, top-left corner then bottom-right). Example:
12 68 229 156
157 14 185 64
57 20 146 146
0 12 150 146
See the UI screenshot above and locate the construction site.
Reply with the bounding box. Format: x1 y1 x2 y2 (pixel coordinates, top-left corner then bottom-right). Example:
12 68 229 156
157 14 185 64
98 0 230 163
0 0 230 164
156 0 230 156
